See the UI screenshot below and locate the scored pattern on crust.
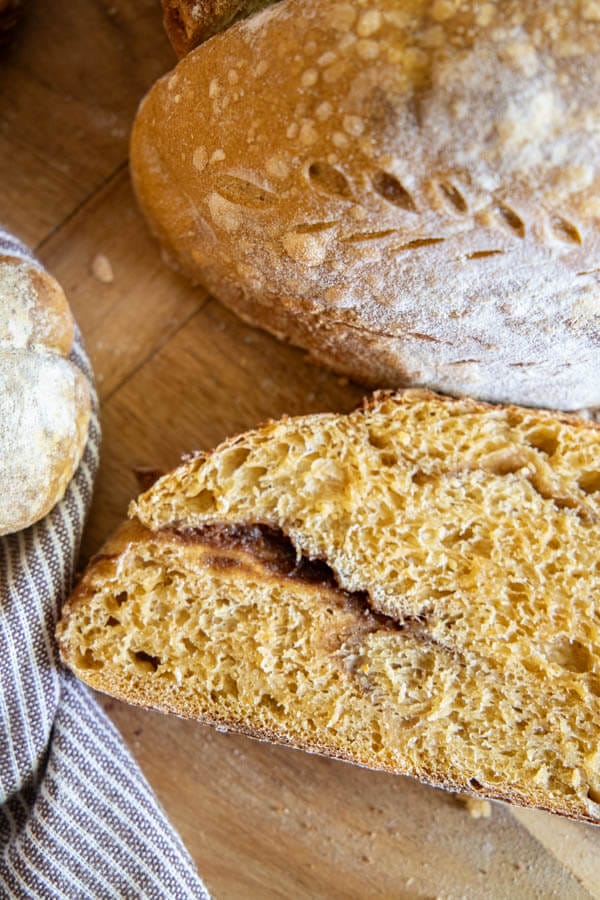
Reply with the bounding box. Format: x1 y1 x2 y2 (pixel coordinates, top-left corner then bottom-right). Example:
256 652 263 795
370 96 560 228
211 163 586 252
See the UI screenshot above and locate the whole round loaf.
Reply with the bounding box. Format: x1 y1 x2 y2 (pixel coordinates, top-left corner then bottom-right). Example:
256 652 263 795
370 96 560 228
0 231 91 535
0 0 25 42
131 0 600 410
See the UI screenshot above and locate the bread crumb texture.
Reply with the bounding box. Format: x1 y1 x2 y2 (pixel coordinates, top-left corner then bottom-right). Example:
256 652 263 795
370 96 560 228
132 0 600 410
60 390 600 822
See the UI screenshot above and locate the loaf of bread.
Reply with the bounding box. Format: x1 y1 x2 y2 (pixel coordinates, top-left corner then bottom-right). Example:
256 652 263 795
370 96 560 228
0 231 91 535
131 0 600 411
58 389 600 823
161 0 276 56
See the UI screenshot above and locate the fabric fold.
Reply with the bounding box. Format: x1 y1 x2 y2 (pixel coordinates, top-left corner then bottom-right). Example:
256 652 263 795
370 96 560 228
0 281 209 898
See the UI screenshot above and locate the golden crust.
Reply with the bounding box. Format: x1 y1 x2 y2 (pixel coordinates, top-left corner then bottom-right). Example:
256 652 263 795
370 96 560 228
132 0 600 410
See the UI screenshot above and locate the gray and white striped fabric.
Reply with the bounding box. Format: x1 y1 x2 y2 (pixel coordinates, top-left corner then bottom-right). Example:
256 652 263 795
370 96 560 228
0 231 209 899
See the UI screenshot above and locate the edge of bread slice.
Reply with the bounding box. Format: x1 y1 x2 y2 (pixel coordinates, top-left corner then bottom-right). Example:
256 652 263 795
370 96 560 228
58 389 600 823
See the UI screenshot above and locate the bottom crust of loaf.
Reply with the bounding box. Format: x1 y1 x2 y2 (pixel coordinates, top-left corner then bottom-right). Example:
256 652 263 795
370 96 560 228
58 518 600 825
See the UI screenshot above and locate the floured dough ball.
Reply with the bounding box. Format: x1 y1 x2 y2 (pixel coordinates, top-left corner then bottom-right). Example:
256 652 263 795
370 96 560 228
0 234 91 535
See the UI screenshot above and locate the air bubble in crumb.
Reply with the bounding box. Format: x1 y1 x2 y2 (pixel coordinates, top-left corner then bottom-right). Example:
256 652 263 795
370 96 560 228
91 254 114 284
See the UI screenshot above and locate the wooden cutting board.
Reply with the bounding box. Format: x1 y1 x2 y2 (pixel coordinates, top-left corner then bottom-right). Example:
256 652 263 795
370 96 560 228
2 2 599 896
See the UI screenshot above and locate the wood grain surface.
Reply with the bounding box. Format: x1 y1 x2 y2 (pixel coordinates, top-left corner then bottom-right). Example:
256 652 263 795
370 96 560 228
1 2 599 897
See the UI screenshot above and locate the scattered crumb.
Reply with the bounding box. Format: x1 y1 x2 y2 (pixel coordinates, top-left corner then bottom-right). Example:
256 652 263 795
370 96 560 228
91 254 114 284
461 796 492 819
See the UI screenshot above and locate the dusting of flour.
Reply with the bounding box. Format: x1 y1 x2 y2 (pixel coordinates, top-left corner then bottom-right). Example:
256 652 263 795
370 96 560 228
0 229 90 535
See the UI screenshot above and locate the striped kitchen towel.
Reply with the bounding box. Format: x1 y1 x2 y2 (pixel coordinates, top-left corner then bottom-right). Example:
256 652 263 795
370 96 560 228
0 231 210 899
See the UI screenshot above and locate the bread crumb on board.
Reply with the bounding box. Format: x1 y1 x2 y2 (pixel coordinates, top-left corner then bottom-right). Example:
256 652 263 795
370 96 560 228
459 795 493 819
91 254 114 284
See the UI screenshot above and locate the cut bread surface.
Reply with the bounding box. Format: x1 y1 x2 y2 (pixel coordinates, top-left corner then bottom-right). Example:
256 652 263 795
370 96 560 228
59 390 600 822
162 0 278 56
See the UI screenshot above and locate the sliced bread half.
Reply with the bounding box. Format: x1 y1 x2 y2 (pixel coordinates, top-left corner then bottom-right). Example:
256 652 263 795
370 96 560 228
58 390 600 823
